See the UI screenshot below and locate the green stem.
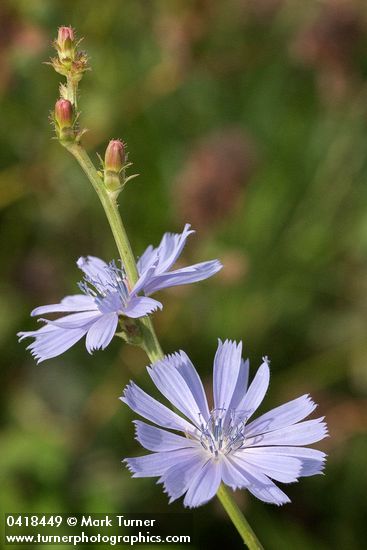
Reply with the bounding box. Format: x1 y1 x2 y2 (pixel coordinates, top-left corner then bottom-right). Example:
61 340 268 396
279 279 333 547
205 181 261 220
62 141 164 363
67 76 78 108
216 485 264 550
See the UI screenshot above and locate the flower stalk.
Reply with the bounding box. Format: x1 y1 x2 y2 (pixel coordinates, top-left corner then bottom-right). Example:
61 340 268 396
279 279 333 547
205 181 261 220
216 484 264 550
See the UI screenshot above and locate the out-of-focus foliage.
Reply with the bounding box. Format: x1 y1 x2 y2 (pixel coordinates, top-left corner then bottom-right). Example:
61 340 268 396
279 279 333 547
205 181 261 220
1 0 367 548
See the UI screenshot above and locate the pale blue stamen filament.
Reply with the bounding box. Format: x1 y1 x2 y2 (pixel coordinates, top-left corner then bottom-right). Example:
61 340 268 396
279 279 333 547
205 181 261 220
199 409 247 458
77 261 130 313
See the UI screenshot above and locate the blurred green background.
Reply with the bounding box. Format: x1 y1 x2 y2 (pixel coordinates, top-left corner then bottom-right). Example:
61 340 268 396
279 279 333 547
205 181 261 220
1 0 367 548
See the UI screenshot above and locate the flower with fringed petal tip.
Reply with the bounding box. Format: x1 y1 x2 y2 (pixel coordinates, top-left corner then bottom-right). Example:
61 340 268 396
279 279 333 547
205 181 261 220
18 225 221 363
18 256 162 363
121 340 328 508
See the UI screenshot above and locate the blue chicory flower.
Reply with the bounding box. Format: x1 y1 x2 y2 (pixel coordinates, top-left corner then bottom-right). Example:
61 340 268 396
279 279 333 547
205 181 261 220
18 225 222 363
121 340 328 508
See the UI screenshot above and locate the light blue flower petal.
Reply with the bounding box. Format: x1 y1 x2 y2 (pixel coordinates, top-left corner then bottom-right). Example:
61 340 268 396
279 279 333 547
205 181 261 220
124 448 198 478
241 446 326 477
245 417 328 447
31 294 98 316
39 311 102 329
121 381 195 433
160 449 209 503
244 478 290 505
235 357 270 422
134 421 199 452
19 324 88 363
147 356 206 428
137 225 193 278
170 351 210 422
222 457 291 505
154 224 194 274
131 263 158 295
123 296 162 318
245 394 317 438
85 313 118 353
18 323 55 340
136 245 157 275
136 224 221 296
213 339 243 411
233 450 302 483
221 457 246 491
183 459 222 508
142 260 222 295
227 359 250 413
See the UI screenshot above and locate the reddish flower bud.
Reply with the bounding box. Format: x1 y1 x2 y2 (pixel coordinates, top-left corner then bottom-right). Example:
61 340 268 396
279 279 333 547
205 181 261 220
54 99 75 141
56 26 75 61
104 140 126 193
104 140 125 173
55 99 73 129
58 26 74 43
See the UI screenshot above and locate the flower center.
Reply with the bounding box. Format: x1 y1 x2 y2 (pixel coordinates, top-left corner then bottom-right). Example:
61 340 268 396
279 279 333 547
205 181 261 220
198 408 247 458
78 261 129 314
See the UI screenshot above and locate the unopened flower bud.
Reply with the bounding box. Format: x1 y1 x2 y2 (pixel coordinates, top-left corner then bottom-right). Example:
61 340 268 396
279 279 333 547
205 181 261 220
56 26 75 62
104 140 126 193
54 99 74 141
55 99 73 127
49 26 88 83
105 140 125 173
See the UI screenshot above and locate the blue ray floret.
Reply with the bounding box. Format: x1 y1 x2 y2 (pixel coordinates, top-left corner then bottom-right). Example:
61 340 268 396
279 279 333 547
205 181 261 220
135 223 222 295
18 225 222 362
121 340 328 508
